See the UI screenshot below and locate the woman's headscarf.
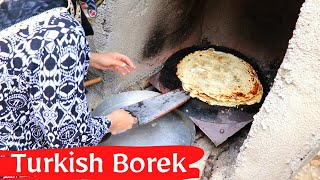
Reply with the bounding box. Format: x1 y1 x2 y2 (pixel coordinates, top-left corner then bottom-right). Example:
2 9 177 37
79 0 104 18
0 0 103 35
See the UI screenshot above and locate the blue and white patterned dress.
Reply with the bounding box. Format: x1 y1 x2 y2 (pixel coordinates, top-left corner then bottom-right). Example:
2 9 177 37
0 3 110 150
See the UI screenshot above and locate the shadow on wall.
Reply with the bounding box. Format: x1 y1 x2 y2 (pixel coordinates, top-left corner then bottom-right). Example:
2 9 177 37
202 0 305 66
234 0 305 63
142 0 206 59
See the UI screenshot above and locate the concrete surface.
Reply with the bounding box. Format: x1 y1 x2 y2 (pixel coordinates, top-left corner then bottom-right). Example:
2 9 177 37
232 0 320 179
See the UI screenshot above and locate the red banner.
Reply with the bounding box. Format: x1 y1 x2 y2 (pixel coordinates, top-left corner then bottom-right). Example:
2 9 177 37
0 146 204 180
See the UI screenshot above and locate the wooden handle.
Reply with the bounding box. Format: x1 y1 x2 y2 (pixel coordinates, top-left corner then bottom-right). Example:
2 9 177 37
84 77 103 87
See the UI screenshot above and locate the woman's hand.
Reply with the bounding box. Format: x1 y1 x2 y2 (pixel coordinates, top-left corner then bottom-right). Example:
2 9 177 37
107 109 138 135
90 52 136 76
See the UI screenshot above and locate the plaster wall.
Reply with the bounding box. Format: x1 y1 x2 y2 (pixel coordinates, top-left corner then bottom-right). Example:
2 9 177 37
86 0 204 108
232 0 320 179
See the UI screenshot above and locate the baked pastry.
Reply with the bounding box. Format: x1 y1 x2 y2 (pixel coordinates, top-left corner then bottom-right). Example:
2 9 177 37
176 48 263 107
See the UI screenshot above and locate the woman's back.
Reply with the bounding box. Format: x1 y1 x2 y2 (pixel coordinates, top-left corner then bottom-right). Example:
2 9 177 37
0 0 67 31
0 0 110 151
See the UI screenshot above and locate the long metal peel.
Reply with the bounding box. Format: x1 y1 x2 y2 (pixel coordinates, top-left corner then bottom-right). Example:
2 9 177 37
122 89 190 125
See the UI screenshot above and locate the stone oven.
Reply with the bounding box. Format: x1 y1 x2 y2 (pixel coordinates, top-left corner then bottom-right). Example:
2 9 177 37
86 0 320 179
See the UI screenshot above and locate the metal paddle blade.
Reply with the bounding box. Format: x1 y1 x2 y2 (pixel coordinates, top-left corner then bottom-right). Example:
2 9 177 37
123 89 190 125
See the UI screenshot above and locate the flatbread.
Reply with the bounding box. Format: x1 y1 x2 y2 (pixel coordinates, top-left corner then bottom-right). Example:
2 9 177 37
176 48 263 107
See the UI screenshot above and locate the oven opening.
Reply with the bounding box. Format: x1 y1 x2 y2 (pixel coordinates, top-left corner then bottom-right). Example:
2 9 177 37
144 0 305 178
144 0 305 146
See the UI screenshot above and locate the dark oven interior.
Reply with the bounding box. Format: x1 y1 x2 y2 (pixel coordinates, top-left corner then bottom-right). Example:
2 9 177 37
149 0 305 105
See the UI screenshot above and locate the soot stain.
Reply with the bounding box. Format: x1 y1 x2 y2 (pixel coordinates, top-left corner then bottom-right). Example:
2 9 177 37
101 19 111 39
143 28 167 58
142 0 204 59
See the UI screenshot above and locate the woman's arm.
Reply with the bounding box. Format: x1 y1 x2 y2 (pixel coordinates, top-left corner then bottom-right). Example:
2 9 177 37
90 52 136 75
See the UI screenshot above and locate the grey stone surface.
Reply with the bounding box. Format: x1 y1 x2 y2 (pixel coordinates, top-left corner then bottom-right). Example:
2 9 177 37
188 127 250 180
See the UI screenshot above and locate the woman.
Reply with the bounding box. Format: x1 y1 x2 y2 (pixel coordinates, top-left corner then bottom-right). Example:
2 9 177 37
0 0 137 150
